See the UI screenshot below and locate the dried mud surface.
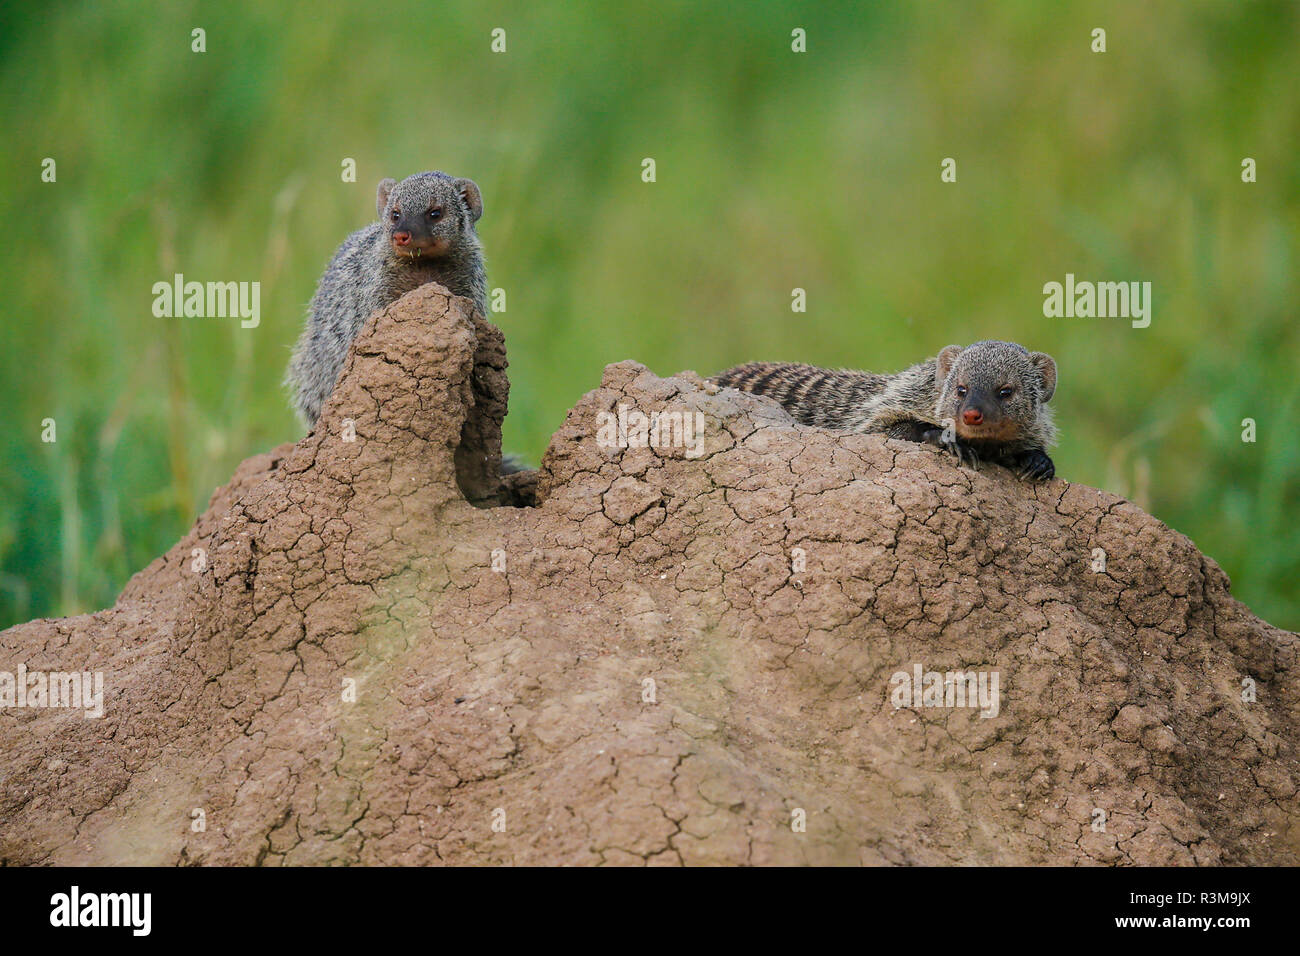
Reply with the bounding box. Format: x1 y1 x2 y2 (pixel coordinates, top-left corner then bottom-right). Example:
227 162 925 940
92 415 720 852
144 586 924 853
2 285 1296 866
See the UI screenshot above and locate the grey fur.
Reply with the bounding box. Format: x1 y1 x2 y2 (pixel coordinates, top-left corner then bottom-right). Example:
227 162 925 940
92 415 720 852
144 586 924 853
714 340 1059 480
286 171 487 426
500 453 531 475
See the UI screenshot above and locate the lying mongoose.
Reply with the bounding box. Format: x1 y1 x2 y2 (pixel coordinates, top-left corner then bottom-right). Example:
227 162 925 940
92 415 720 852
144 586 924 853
286 171 486 426
714 340 1058 480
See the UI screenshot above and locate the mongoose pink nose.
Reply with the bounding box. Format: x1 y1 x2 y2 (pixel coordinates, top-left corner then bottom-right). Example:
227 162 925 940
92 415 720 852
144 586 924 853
393 231 411 245
963 409 983 426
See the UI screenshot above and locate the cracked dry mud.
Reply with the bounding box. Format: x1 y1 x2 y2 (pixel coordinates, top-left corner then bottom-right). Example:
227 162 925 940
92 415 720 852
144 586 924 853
2 284 1297 866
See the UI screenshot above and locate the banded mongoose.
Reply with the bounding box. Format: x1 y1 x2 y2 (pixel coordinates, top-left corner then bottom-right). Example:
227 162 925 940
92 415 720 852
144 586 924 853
286 171 487 426
714 340 1058 480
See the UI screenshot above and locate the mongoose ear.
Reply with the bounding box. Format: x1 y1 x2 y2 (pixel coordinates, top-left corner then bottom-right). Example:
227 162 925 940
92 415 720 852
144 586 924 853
456 178 483 223
376 178 397 218
936 345 964 381
1031 352 1057 403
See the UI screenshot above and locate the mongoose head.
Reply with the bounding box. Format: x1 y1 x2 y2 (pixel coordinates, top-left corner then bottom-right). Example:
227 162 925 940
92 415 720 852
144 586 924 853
934 341 1057 443
375 172 483 261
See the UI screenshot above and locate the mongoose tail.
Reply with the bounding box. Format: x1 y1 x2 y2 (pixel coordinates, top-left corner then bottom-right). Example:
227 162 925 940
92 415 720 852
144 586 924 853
713 363 892 429
286 171 487 427
714 341 1059 481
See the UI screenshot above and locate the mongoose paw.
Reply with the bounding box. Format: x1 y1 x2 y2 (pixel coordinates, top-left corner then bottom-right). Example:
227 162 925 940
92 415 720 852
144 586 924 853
951 441 981 470
1015 449 1055 481
921 427 980 470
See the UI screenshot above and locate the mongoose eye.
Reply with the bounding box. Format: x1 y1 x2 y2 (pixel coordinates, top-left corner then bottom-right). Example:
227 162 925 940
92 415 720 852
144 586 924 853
390 209 400 222
427 207 443 221
998 386 1014 399
956 385 968 398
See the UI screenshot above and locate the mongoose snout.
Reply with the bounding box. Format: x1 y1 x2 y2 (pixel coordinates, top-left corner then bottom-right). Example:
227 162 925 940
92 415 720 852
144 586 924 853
954 388 1017 441
391 233 451 258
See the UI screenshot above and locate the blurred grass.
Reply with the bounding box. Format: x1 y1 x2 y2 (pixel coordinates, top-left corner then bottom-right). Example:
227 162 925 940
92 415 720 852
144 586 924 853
1 0 1296 629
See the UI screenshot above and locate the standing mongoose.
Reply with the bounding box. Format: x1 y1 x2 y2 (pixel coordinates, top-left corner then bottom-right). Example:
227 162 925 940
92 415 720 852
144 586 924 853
286 171 487 426
714 340 1058 480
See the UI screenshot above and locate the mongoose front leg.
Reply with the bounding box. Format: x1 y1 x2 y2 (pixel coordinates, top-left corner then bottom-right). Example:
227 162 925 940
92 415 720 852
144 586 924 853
882 420 933 443
1002 448 1055 481
885 419 978 466
919 425 980 469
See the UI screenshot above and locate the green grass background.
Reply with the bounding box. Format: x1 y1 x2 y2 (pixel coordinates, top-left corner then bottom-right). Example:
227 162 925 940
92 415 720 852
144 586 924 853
1 0 1296 629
